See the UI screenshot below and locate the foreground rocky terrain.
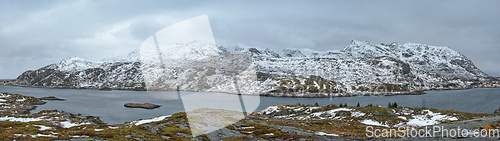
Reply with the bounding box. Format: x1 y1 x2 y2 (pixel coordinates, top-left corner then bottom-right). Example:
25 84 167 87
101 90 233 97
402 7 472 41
1 92 500 140
8 40 499 96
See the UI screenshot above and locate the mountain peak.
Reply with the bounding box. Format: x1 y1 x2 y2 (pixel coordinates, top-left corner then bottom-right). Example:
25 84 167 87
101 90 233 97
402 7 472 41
103 49 140 63
55 57 102 72
389 42 399 46
278 49 306 57
60 57 86 63
350 40 371 46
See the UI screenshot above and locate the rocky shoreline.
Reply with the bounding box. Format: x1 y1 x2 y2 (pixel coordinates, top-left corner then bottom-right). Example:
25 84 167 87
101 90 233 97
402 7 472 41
260 90 426 98
2 80 500 98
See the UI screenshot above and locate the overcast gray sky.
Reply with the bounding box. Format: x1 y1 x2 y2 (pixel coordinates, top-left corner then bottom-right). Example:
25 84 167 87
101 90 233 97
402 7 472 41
1 0 499 79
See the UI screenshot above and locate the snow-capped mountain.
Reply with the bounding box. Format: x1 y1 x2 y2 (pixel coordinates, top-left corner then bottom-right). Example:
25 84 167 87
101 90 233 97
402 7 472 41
15 56 144 90
12 40 495 95
339 40 491 81
139 41 259 94
48 57 103 72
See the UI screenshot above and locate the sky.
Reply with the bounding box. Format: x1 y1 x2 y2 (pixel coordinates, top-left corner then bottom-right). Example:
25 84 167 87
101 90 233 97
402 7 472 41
1 0 499 78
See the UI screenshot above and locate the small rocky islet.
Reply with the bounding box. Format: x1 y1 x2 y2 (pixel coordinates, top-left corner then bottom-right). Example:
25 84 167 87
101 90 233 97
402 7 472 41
39 96 65 101
124 102 161 109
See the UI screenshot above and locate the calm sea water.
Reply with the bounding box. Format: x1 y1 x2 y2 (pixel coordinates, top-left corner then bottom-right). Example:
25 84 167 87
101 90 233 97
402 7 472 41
1 85 499 124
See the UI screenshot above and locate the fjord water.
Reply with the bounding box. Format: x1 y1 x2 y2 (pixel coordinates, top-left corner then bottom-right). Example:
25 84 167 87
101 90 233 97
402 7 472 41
1 85 499 124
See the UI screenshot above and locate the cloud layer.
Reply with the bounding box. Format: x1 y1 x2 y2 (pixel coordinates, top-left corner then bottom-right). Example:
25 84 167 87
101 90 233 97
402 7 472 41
1 0 499 78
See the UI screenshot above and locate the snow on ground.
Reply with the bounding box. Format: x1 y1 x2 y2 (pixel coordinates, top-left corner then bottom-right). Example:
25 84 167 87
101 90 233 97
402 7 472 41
264 133 274 136
259 106 367 120
315 132 339 137
261 106 280 114
0 93 10 98
311 108 353 117
305 108 365 120
361 119 389 127
404 110 458 126
259 105 319 115
398 116 407 120
361 109 458 127
58 121 91 128
34 125 52 131
0 116 43 122
131 115 171 126
305 106 321 112
237 126 254 130
94 129 104 131
35 133 55 137
260 105 459 129
70 135 90 138
351 111 366 117
401 108 414 115
31 134 58 138
15 134 57 138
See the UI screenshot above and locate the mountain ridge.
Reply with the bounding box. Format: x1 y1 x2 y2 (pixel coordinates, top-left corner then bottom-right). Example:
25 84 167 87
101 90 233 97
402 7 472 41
9 40 497 96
